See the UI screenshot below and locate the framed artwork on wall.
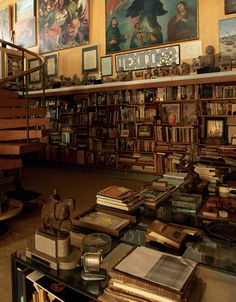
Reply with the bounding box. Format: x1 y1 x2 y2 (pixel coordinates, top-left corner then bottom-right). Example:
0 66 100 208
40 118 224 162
219 18 236 67
38 0 90 53
27 58 41 83
4 53 24 84
82 45 98 73
16 0 35 22
44 53 58 78
105 0 198 54
101 56 113 76
224 0 236 14
15 17 36 48
115 45 180 72
0 5 12 42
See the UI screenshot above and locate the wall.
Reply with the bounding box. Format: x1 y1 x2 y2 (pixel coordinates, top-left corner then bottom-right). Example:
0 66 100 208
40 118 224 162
0 0 236 78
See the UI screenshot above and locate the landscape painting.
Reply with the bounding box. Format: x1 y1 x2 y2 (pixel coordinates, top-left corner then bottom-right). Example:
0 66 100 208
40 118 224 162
38 0 89 53
105 0 198 53
219 17 236 66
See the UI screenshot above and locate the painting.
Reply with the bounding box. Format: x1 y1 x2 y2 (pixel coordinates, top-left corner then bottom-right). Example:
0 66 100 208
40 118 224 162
219 18 236 67
161 103 180 124
225 0 236 14
101 56 113 76
205 117 227 144
182 103 197 125
4 53 24 84
28 58 41 83
0 5 12 42
105 0 198 54
38 0 90 53
15 17 36 48
16 0 35 22
82 45 98 73
44 53 58 78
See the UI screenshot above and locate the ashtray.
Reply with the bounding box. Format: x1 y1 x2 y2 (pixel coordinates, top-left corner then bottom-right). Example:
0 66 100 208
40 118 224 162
83 233 112 255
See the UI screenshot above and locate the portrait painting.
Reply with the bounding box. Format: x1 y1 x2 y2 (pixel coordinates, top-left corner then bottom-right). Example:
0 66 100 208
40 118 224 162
38 0 90 53
219 18 236 67
15 17 36 49
0 5 12 42
105 0 198 53
161 103 180 124
224 0 236 14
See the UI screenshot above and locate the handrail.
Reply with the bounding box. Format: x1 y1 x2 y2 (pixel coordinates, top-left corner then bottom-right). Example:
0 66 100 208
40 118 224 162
0 39 45 84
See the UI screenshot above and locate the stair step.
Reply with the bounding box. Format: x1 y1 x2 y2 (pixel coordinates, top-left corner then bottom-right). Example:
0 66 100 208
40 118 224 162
0 108 44 118
0 143 44 155
0 129 50 140
0 158 22 170
0 118 50 129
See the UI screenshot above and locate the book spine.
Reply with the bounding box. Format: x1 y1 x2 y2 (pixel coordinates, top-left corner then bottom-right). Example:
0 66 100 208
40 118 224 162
109 270 182 301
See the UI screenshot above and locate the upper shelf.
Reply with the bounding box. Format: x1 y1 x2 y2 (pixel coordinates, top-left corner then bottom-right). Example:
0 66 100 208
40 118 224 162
24 70 236 98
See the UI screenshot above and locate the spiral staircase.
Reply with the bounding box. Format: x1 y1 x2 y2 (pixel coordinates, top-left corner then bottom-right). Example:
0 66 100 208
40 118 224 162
0 39 49 193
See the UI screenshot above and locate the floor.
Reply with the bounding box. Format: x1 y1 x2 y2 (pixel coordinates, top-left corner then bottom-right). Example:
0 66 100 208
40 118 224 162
0 163 146 247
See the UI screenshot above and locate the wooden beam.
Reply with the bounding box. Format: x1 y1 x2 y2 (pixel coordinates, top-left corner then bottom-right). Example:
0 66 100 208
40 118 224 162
0 118 50 129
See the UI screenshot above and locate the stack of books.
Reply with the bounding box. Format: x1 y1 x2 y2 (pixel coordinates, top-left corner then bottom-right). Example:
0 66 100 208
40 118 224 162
95 185 143 223
140 187 170 209
170 192 202 215
102 246 199 302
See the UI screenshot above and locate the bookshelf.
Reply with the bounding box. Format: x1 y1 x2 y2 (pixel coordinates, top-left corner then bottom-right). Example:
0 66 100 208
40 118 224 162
27 70 236 175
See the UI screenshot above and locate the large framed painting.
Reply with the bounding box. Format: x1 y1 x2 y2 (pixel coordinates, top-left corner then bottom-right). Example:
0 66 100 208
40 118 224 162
219 18 236 67
0 5 12 42
16 0 35 22
15 17 36 48
225 0 236 14
38 0 90 53
105 0 198 54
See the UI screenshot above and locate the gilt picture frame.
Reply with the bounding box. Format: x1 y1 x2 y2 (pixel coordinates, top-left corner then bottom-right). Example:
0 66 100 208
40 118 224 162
0 5 12 42
105 0 198 54
204 117 227 144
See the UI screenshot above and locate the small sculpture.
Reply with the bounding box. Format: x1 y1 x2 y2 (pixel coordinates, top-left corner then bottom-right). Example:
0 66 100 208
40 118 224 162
72 73 80 85
159 64 169 76
169 62 180 76
152 66 159 77
41 190 76 234
198 45 220 73
181 62 191 75
145 66 152 79
219 55 232 71
116 67 127 81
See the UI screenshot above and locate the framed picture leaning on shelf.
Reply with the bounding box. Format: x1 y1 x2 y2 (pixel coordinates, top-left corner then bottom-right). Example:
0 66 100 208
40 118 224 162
182 103 198 125
105 0 198 54
204 117 227 144
82 45 98 73
101 55 113 76
161 103 180 124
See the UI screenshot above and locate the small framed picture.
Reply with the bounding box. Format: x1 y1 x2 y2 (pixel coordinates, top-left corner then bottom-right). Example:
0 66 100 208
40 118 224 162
82 45 98 73
5 53 24 84
231 136 236 145
28 57 41 83
182 102 197 124
224 0 236 14
101 56 113 76
205 117 227 144
44 53 58 78
137 125 153 138
161 103 180 124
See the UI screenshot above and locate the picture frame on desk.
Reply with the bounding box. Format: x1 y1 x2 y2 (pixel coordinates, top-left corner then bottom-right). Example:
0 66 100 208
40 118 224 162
204 117 227 144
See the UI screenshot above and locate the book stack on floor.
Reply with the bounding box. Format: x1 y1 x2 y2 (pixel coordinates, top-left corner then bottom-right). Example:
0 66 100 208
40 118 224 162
100 246 202 302
95 185 143 223
145 220 187 250
140 187 170 209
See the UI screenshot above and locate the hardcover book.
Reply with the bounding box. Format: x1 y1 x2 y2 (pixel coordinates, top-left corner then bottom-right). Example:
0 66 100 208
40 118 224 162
145 220 187 249
110 246 197 301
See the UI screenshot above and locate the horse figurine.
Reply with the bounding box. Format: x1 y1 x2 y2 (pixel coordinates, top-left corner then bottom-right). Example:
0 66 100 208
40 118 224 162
41 191 76 235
